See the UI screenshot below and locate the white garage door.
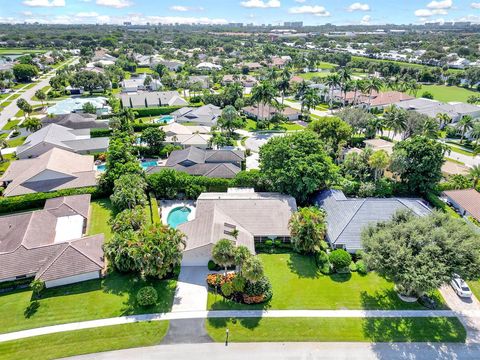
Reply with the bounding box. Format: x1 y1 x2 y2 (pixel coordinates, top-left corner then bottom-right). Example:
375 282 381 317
182 245 212 267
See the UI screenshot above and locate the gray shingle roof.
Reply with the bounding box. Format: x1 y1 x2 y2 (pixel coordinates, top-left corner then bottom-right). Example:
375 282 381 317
315 190 431 251
41 113 108 130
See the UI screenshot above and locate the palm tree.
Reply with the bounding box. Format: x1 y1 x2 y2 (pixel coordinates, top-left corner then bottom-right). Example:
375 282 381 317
367 116 385 137
277 72 291 105
300 88 321 116
406 79 421 97
365 77 383 109
470 121 480 145
0 138 7 162
421 117 439 139
436 113 452 129
469 165 480 188
211 239 236 277
457 115 474 143
384 105 407 139
251 81 278 121
23 117 42 133
324 73 341 109
338 68 352 107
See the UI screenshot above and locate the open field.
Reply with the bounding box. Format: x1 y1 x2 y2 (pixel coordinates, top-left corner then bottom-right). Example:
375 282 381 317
417 85 479 103
0 48 46 55
0 321 169 360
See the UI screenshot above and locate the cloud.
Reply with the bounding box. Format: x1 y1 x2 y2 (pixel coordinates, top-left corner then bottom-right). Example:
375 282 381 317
22 0 65 7
360 15 371 24
472 2 480 8
240 0 281 9
289 5 330 16
414 8 448 17
170 5 204 12
96 0 132 8
77 12 100 17
347 2 370 12
426 0 452 9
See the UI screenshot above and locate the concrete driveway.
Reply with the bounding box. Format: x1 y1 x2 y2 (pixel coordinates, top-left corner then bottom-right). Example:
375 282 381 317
172 266 210 312
245 133 284 153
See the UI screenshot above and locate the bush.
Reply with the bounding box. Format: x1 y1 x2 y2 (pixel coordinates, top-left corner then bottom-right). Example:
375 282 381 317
232 275 246 292
221 282 234 297
356 260 368 274
244 276 272 299
136 286 158 306
208 260 221 271
349 261 357 272
329 249 352 272
316 250 331 275
127 106 184 118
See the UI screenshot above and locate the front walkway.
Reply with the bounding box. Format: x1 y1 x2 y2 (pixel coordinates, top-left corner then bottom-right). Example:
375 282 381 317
171 266 210 312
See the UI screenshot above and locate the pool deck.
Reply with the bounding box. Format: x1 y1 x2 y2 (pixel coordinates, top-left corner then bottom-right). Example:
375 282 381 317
160 200 196 226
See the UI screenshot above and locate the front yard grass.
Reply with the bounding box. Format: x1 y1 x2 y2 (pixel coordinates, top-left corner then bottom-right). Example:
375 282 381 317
206 317 466 343
0 271 176 334
0 321 169 360
0 153 15 175
207 252 447 310
6 136 27 147
2 119 20 130
88 198 114 241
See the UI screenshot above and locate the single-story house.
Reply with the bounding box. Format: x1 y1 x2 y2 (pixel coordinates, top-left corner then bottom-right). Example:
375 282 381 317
172 104 222 127
16 124 109 159
165 133 212 149
162 122 210 137
363 138 394 155
119 91 188 108
0 194 105 288
188 75 211 89
154 60 183 72
147 146 244 178
443 189 480 222
0 148 97 197
41 113 108 130
333 91 414 109
242 104 301 121
179 189 297 266
47 97 111 116
196 62 222 71
316 189 431 252
239 62 263 71
222 75 257 88
121 73 162 93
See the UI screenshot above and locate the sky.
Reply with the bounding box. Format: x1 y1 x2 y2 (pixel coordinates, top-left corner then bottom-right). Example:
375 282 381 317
0 0 480 26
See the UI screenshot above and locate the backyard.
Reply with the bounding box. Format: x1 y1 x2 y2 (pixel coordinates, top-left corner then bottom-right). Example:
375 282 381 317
417 85 479 103
207 252 447 310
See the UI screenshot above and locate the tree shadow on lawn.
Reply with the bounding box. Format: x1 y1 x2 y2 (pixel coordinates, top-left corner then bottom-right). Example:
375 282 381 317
360 289 424 310
207 316 262 330
329 272 352 283
286 253 320 279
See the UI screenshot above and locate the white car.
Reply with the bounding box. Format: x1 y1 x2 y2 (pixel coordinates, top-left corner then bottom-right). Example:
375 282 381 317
451 274 472 298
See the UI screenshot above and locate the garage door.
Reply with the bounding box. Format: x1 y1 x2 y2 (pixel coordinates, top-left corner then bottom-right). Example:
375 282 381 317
182 245 212 267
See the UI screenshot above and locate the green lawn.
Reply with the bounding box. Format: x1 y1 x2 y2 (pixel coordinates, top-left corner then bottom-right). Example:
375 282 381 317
0 153 15 175
298 71 331 80
417 85 479 103
241 119 304 132
88 198 114 241
6 136 27 147
2 119 20 130
447 144 474 157
135 67 155 74
0 271 176 334
206 317 466 343
468 281 480 301
208 252 446 310
0 48 45 55
0 321 169 360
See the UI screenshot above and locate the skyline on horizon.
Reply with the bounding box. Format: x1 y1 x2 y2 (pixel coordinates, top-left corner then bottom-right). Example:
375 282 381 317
0 0 480 26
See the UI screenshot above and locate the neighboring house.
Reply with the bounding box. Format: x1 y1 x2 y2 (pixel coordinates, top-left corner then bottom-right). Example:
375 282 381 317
172 104 222 126
179 189 297 266
47 97 111 116
239 62 263 71
222 74 258 88
188 75 211 89
0 148 97 197
16 124 109 159
363 138 394 155
268 56 291 68
162 123 212 149
148 146 244 178
119 91 188 108
121 73 162 93
316 190 431 252
162 122 210 136
0 194 105 288
196 62 222 70
443 189 480 222
242 104 301 121
155 60 183 71
330 90 414 109
41 113 109 130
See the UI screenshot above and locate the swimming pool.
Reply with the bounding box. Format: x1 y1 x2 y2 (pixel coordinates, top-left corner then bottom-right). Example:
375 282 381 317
154 115 175 124
167 206 191 228
96 160 158 172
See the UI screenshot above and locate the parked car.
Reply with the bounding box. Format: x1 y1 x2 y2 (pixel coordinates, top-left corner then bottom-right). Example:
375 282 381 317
451 274 472 298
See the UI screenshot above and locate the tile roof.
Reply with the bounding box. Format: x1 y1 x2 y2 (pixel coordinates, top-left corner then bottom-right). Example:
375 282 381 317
443 189 480 221
41 113 108 130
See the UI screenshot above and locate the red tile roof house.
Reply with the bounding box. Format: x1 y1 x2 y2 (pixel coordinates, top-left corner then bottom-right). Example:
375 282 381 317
0 194 105 288
443 189 480 222
242 104 301 121
334 91 414 109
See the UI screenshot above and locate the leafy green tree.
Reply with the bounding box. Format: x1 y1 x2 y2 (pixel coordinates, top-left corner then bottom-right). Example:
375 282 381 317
368 150 390 181
362 210 480 297
390 136 447 194
243 256 265 283
16 98 32 120
469 165 480 188
23 117 42 133
109 206 146 233
337 107 373 135
141 127 166 153
110 174 148 211
13 64 39 82
308 116 352 157
259 131 338 203
218 105 244 136
212 239 236 276
71 70 111 93
34 89 47 107
136 286 157 307
82 102 96 114
289 207 327 254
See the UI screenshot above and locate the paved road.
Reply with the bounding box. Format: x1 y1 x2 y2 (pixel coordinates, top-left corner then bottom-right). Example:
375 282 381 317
0 57 78 129
64 342 480 360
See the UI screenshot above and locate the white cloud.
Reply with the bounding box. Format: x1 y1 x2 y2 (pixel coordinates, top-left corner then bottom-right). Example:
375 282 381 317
240 0 281 9
472 2 480 8
96 0 132 8
22 0 65 7
426 0 452 9
289 5 330 16
170 5 204 11
347 2 370 12
414 8 448 17
360 15 371 24
77 11 100 17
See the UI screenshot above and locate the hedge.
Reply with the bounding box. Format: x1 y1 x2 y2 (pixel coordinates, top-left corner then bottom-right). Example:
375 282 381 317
0 187 102 214
132 106 183 118
149 192 161 224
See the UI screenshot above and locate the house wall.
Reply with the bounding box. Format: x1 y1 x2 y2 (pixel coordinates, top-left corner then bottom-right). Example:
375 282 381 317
182 245 213 266
44 271 100 288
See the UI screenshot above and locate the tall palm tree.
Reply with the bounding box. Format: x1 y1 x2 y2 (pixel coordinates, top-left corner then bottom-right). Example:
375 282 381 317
421 117 439 139
277 72 291 105
300 88 321 116
469 165 480 188
406 79 421 97
0 138 7 162
338 68 352 107
436 113 452 129
384 105 407 139
324 73 341 109
470 121 480 145
251 81 278 121
365 77 383 109
457 115 474 143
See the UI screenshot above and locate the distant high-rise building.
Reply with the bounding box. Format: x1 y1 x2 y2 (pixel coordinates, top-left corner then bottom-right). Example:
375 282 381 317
228 23 244 27
284 21 303 28
123 22 132 26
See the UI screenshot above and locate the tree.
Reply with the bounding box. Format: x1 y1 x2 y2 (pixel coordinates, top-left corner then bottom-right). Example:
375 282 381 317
390 136 447 194
16 98 32 120
457 115 474 143
235 246 252 276
308 116 352 157
22 117 42 133
141 127 166 152
469 165 480 188
436 113 452 129
71 70 111 93
289 207 327 254
109 206 146 233
300 87 321 116
82 102 96 114
368 150 390 181
12 63 39 82
251 81 278 120
0 138 7 162
363 210 480 297
110 174 148 211
365 77 383 108
329 249 352 272
277 70 291 104
34 89 47 107
154 63 168 78
243 256 265 283
337 107 373 135
383 106 407 139
212 239 236 276
217 105 244 136
324 73 341 109
470 121 480 145
259 131 338 203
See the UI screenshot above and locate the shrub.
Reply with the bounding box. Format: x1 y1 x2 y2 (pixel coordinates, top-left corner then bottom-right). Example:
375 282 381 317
131 106 184 118
329 249 352 272
208 260 220 271
244 276 272 300
232 275 246 293
349 261 358 272
136 286 158 306
316 250 331 275
30 280 45 299
356 260 368 274
221 282 234 297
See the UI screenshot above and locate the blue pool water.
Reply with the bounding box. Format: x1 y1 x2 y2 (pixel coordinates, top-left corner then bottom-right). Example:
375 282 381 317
96 161 158 172
167 207 191 228
154 115 174 124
